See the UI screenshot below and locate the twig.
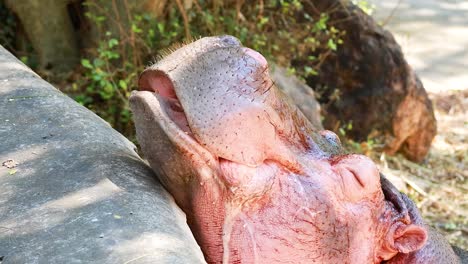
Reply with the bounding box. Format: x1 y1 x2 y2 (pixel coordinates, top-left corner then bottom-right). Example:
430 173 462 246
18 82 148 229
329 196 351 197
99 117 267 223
381 0 403 26
123 0 139 66
175 0 192 40
303 0 321 16
314 49 333 70
193 0 203 13
236 0 246 22
400 175 428 196
123 254 154 264
257 0 264 19
387 155 433 175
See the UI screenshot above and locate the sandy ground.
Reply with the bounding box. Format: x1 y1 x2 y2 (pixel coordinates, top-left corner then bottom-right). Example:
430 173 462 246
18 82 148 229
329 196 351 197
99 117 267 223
367 0 468 249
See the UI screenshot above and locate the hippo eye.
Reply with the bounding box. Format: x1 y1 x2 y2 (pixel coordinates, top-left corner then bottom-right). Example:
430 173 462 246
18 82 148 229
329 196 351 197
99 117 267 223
219 35 241 46
320 130 341 146
331 155 381 201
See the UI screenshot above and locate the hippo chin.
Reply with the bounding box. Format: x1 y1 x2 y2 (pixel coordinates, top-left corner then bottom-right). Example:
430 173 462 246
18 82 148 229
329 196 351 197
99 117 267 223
130 36 461 263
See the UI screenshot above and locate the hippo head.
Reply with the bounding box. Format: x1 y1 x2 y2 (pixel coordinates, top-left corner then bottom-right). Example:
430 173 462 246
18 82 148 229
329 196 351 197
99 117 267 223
129 36 428 263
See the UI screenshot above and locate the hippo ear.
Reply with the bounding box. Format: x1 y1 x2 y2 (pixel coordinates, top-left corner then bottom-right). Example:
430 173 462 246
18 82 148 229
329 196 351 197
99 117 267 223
391 224 428 253
380 222 428 260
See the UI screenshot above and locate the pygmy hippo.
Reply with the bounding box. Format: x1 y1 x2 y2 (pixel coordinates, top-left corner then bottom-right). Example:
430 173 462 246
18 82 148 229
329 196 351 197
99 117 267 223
129 36 462 263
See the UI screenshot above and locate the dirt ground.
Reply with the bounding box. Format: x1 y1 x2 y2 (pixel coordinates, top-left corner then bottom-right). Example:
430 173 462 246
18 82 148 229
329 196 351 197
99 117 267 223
367 0 468 249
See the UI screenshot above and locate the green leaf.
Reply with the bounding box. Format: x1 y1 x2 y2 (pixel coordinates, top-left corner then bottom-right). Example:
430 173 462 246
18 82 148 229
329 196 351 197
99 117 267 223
93 58 105 68
108 38 118 48
157 23 164 33
100 83 115 100
304 66 318 76
20 56 28 64
305 37 316 44
131 24 143 33
286 67 296 75
148 29 155 39
314 13 329 31
339 128 346 136
74 94 93 105
81 59 93 69
258 17 269 27
96 16 106 22
327 39 337 51
119 80 128 90
443 222 457 230
92 74 102 81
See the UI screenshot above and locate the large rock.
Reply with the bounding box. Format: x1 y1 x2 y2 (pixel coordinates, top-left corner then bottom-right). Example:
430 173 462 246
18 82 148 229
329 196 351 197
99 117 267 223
0 45 205 264
298 1 437 162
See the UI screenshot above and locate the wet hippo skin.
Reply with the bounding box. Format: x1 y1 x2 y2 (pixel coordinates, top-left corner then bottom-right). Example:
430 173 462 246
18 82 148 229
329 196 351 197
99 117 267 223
130 36 462 264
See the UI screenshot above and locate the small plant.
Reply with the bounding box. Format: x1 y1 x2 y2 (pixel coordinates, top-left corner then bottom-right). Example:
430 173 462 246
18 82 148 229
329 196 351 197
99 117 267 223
80 34 120 101
76 33 135 133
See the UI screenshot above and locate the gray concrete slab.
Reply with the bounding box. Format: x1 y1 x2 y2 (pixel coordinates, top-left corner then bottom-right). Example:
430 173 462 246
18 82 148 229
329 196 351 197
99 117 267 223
0 46 206 264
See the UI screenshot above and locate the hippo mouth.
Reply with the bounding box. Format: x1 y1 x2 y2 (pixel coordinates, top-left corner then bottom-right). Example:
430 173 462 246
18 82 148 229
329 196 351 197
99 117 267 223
139 70 193 136
134 71 223 176
132 84 219 180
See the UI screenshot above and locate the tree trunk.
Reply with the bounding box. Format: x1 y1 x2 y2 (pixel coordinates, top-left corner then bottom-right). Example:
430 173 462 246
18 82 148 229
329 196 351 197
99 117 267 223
5 0 79 72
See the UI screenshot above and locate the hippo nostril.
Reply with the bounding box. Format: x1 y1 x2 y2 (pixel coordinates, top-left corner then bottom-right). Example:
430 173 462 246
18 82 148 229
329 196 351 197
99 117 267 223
219 35 241 46
348 168 366 188
331 154 380 201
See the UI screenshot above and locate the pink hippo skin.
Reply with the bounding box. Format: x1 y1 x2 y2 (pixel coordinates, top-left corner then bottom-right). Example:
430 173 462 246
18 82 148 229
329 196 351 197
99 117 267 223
129 36 461 264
